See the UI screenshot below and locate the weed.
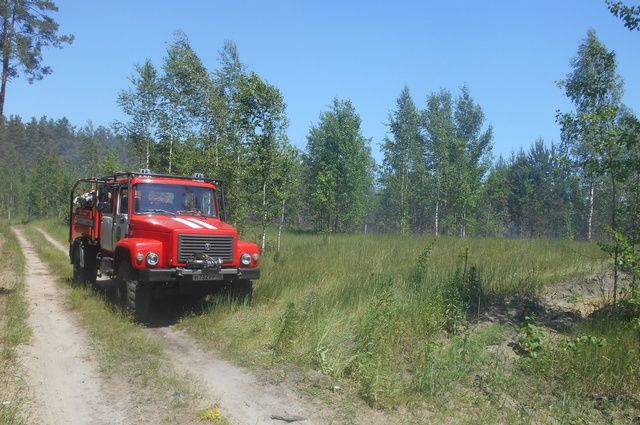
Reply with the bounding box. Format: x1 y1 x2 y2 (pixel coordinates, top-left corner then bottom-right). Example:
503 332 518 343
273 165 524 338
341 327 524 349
272 302 301 355
197 406 229 424
516 315 545 358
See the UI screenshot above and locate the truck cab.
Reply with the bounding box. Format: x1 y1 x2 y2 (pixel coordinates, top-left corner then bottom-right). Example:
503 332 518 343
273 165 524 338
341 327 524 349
69 170 260 321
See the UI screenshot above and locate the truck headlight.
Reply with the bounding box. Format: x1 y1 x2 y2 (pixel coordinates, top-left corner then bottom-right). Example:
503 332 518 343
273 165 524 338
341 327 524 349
146 252 159 266
240 253 252 265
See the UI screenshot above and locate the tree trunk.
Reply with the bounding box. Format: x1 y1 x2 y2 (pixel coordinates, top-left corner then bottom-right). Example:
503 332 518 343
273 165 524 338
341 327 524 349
145 138 150 168
168 134 173 173
0 9 16 122
277 198 285 252
611 174 618 305
400 166 406 234
461 209 466 239
261 181 267 252
434 200 439 237
588 181 594 241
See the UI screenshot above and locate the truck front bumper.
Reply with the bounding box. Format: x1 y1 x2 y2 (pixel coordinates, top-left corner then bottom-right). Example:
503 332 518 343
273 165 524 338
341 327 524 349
138 267 260 283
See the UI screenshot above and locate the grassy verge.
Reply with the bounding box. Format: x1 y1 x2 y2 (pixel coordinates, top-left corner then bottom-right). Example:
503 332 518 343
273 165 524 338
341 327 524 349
20 224 208 424
0 221 31 425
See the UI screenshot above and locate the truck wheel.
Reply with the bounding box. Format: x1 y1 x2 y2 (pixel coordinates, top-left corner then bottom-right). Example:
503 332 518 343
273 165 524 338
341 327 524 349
115 264 129 307
83 244 97 286
116 263 150 322
72 240 97 287
228 279 253 303
72 243 86 286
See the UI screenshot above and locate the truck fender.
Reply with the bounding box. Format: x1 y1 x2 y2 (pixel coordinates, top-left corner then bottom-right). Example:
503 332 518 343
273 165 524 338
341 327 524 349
114 238 164 271
236 240 260 267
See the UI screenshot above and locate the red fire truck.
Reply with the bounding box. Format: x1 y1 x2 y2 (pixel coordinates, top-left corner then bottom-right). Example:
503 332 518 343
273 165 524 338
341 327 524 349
68 170 260 321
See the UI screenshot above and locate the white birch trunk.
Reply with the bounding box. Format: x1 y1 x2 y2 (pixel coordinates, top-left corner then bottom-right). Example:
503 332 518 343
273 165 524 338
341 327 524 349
588 182 594 241
435 200 439 237
145 138 150 169
169 134 173 173
261 181 267 252
277 198 285 252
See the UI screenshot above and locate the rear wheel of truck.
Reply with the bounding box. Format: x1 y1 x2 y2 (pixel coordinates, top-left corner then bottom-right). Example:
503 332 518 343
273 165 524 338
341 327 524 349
72 240 96 287
116 262 151 322
227 279 253 303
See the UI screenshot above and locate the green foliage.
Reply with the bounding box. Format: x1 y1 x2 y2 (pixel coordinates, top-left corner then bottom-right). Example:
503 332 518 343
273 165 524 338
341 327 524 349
516 315 545 358
419 86 493 237
116 36 297 246
379 86 424 233
0 0 73 117
523 318 640 401
271 302 301 355
116 59 160 169
412 332 487 398
606 0 640 31
26 152 74 219
349 279 399 405
305 98 374 232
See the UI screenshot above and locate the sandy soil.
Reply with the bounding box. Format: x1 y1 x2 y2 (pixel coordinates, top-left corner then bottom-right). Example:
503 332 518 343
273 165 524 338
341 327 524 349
477 271 632 331
12 227 127 425
150 326 322 425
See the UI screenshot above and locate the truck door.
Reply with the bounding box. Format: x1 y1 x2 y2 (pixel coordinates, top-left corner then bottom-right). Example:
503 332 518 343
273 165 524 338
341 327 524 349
99 185 116 252
113 187 130 244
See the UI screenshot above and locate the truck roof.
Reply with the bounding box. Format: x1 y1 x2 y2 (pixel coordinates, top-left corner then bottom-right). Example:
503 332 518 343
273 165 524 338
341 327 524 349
99 172 223 185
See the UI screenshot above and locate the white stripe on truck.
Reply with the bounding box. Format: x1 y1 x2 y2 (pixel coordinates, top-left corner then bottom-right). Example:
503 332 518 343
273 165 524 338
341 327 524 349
172 217 202 229
188 218 217 229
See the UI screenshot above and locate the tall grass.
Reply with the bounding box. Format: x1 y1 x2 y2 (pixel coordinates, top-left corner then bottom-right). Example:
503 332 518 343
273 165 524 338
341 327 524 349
38 218 636 423
179 232 611 408
0 222 31 425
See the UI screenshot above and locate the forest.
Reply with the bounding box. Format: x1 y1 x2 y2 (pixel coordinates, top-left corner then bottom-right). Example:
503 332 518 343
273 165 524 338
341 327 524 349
0 29 638 254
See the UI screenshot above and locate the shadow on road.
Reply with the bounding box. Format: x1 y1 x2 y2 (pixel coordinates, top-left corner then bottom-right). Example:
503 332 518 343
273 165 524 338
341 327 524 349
91 276 208 328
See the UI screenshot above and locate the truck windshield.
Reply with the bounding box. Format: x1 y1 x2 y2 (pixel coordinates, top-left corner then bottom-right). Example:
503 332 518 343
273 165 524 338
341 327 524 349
133 183 217 217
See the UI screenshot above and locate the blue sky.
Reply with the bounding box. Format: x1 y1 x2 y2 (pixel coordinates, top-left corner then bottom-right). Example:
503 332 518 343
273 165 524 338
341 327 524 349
5 0 639 163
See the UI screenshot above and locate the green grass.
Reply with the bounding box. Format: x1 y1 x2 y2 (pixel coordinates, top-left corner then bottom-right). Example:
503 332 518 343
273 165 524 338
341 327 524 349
0 221 31 425
37 218 638 423
20 224 204 423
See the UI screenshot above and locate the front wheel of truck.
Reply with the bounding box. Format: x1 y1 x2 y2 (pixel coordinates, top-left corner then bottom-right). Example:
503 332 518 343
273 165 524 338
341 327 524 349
116 262 151 322
227 279 253 303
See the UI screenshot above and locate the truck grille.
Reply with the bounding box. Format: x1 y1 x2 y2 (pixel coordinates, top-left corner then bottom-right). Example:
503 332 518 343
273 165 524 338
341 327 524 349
178 235 234 263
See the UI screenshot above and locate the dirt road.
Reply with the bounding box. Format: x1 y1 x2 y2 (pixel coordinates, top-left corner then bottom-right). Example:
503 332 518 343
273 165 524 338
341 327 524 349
12 227 126 425
35 227 321 425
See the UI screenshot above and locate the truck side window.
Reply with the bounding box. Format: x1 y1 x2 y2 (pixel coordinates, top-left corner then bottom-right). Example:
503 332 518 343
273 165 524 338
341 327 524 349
118 188 129 214
98 185 115 214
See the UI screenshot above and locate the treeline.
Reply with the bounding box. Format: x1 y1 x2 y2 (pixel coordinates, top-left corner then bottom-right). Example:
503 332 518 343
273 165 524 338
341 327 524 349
0 116 132 219
0 30 638 249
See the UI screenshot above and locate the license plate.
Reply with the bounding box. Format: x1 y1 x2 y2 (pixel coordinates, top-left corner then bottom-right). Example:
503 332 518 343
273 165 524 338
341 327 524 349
192 272 220 281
